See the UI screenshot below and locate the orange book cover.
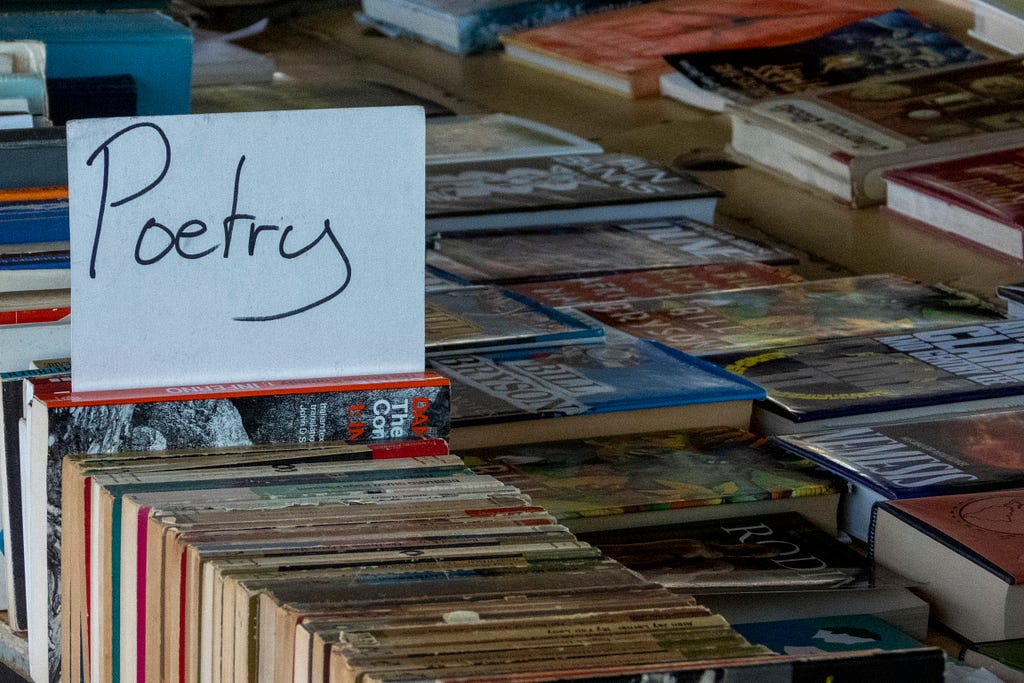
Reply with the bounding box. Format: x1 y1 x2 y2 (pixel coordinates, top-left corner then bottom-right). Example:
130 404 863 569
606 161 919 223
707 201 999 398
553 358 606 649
502 0 897 97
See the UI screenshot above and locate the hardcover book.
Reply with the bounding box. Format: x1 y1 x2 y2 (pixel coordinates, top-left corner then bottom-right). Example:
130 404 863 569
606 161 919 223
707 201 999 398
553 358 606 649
357 0 649 55
23 372 451 683
429 327 765 449
509 261 803 308
711 319 1024 434
425 153 722 232
425 113 602 164
728 56 1024 207
574 274 1004 357
460 426 841 533
424 285 604 354
871 488 1024 641
426 218 792 284
883 146 1024 263
500 0 894 98
773 409 1024 542
661 9 984 112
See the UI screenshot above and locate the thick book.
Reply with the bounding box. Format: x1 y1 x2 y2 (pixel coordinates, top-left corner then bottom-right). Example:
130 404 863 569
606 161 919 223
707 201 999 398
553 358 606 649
969 0 1024 53
22 371 450 683
574 274 1004 358
424 285 604 354
429 327 765 449
509 262 803 307
426 218 793 285
460 426 841 533
499 0 894 98
871 488 1024 642
425 153 722 232
357 0 648 55
661 9 984 112
425 113 602 164
712 320 1024 435
0 186 69 245
883 146 1024 264
773 409 1024 542
727 57 1024 208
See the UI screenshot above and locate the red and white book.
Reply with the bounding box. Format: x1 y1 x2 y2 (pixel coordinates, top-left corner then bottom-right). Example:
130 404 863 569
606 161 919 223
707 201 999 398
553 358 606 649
883 146 1024 263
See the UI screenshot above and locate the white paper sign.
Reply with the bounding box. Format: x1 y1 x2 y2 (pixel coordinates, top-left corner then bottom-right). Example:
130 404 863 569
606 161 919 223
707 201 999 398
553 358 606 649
68 107 425 391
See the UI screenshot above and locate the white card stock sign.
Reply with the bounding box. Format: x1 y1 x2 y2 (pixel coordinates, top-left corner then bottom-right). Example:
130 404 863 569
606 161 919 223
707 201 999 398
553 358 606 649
68 107 425 391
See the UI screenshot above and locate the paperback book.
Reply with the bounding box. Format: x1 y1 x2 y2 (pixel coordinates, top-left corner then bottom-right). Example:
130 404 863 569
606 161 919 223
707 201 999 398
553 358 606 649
871 487 1024 642
429 327 765 449
999 281 1024 317
357 0 649 55
23 372 451 683
728 56 1024 207
425 113 602 164
499 0 894 98
711 319 1024 434
883 146 1024 264
0 185 69 245
574 274 1004 357
424 284 604 354
426 217 793 284
969 0 1024 53
661 9 984 112
425 153 722 232
509 261 803 308
773 409 1024 542
460 426 841 533
732 613 926 656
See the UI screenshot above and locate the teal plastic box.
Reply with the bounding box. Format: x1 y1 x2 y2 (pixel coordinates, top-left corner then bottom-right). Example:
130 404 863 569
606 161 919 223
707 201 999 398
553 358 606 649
0 11 192 115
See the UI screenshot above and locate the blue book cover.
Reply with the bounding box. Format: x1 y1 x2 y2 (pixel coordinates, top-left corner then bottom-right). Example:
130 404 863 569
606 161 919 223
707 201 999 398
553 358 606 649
664 8 985 106
734 614 924 656
0 198 70 245
430 327 765 427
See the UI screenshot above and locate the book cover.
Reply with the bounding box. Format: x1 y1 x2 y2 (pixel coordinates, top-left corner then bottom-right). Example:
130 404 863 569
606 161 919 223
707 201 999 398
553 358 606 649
732 613 925 656
871 487 1024 641
426 218 792 285
509 262 803 308
425 113 602 164
729 56 1024 207
430 327 763 440
425 153 722 232
712 319 1024 431
26 372 451 683
460 426 840 533
663 9 984 112
575 274 1004 357
0 188 69 245
424 285 604 354
500 0 895 98
358 0 650 55
970 0 1024 53
576 511 881 592
0 127 67 190
883 146 1024 263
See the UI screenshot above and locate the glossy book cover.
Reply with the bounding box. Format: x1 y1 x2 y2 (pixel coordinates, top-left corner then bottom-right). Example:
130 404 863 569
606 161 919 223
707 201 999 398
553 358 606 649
461 427 838 526
429 328 764 426
773 409 1024 500
575 274 1003 357
665 9 984 105
713 319 1024 423
425 285 603 353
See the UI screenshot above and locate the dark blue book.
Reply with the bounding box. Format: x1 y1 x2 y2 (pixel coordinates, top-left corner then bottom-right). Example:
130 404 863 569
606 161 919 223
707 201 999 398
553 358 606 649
773 409 1024 541
662 8 985 111
710 320 1024 436
0 197 70 245
429 327 765 449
